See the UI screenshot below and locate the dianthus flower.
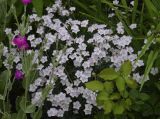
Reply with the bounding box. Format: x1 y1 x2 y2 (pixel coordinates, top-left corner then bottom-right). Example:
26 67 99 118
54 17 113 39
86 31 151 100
15 70 24 80
12 35 29 50
21 0 32 5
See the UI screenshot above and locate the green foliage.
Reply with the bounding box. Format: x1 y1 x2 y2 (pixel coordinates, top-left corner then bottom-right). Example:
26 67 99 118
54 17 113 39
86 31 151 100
0 71 9 94
32 0 44 16
97 91 109 102
116 77 125 93
104 82 114 93
85 80 104 91
144 0 158 17
120 60 132 77
86 61 143 118
2 112 11 119
113 103 125 115
98 68 119 80
125 78 137 89
140 50 158 91
103 100 113 114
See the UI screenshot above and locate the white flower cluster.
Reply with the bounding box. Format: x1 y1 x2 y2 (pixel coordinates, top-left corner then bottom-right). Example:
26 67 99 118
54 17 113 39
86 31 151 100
3 0 146 118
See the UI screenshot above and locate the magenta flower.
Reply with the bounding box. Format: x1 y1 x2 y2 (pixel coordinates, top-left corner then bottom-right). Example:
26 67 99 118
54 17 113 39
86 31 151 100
21 0 32 5
15 70 24 80
12 35 29 50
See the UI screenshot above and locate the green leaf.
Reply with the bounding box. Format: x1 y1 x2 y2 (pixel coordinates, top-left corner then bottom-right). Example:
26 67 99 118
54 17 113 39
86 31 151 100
120 60 132 77
155 102 160 115
132 0 138 23
11 113 17 119
113 103 125 115
103 100 113 114
123 98 132 109
2 112 11 119
25 104 36 113
125 78 137 89
16 96 22 111
139 93 150 101
0 94 4 100
104 81 114 93
97 91 109 101
20 97 25 112
0 70 10 93
141 103 154 116
16 109 26 119
85 80 104 91
98 68 119 80
144 0 158 17
136 35 154 63
19 97 36 113
129 89 140 100
109 93 121 100
22 52 35 74
73 0 94 16
155 81 160 91
140 50 158 91
116 77 125 92
32 0 43 16
152 0 160 10
33 109 42 119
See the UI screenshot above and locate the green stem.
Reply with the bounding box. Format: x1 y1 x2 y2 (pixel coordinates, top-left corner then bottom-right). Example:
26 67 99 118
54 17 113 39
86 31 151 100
12 6 20 29
2 70 10 112
21 113 26 119
23 53 28 109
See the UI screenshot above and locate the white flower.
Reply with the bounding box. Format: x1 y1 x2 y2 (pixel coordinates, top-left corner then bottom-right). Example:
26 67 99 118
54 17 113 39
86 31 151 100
73 101 81 110
29 84 37 92
71 25 80 33
116 22 124 34
3 47 8 57
78 43 87 51
69 7 76 12
57 109 65 117
40 56 48 63
129 24 137 29
16 63 22 70
45 33 57 43
28 35 35 41
31 92 42 106
113 0 119 5
47 108 58 117
135 60 144 67
37 64 44 70
130 1 134 6
150 67 159 75
5 28 12 35
14 56 20 63
35 38 42 44
37 26 44 34
81 20 89 27
84 104 92 115
108 13 115 18
61 10 69 16
133 73 142 83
